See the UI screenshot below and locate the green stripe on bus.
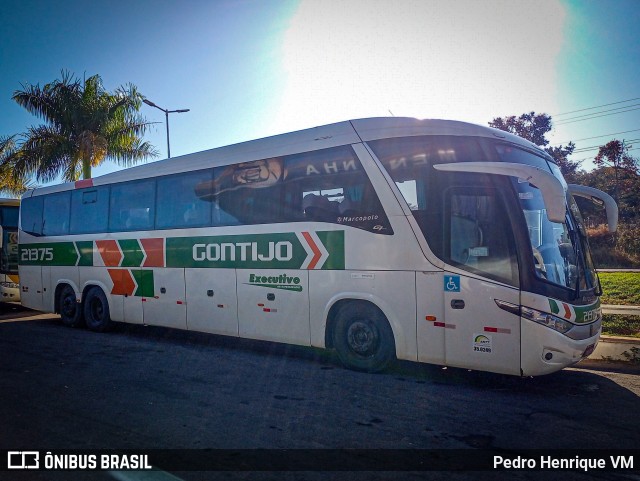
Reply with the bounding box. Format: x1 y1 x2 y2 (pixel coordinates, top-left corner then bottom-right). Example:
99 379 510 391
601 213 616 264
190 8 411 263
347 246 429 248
19 231 346 270
316 230 345 269
132 269 154 297
119 239 145 267
19 243 78 266
76 241 94 266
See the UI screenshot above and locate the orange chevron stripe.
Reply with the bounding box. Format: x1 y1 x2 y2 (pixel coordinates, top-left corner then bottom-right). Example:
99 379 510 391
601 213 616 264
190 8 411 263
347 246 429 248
108 269 136 296
302 231 322 269
96 240 122 267
141 238 164 267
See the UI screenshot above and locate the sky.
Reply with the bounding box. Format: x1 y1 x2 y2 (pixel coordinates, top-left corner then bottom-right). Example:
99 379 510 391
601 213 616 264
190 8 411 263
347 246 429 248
1 0 639 184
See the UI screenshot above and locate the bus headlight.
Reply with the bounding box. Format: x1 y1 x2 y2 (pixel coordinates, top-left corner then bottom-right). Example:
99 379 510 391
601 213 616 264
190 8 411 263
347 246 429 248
521 306 573 334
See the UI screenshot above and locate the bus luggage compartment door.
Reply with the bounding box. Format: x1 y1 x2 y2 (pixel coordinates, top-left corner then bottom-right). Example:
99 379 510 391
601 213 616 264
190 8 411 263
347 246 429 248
237 269 310 345
185 268 238 336
18 265 43 310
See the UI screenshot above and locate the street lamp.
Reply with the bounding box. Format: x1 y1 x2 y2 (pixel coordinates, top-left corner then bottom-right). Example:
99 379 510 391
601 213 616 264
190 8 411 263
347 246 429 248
143 98 190 158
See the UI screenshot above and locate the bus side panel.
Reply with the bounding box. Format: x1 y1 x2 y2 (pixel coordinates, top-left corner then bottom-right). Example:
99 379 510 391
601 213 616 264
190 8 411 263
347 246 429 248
142 268 187 330
416 271 445 364
18 266 43 311
185 268 238 336
237 269 310 346
309 270 417 362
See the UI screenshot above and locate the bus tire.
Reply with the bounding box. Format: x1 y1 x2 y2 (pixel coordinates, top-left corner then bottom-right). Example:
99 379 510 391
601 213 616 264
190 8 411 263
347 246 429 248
59 285 84 328
332 302 395 373
84 287 113 333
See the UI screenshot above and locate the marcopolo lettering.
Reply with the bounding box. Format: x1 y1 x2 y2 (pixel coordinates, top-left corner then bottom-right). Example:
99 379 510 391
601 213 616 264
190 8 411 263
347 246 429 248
192 241 293 263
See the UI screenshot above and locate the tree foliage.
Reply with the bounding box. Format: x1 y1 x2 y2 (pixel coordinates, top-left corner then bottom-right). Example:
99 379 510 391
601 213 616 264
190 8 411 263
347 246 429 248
594 140 639 174
0 135 31 196
489 111 553 146
8 71 158 182
489 111 581 183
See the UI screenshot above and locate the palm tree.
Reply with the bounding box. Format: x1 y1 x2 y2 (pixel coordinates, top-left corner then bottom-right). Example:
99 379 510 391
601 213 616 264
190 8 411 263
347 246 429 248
0 135 31 196
10 71 158 182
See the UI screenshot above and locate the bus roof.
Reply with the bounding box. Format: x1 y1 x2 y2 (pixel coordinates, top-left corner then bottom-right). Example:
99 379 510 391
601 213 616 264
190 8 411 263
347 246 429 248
24 117 546 198
0 198 20 206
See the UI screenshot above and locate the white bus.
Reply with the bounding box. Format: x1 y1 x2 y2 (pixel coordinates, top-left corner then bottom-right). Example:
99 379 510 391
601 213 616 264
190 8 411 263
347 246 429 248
18 118 617 376
0 198 20 303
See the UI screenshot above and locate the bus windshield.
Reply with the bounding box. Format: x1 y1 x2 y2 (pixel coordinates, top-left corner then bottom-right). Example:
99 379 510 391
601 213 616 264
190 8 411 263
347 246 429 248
369 135 599 297
498 147 599 296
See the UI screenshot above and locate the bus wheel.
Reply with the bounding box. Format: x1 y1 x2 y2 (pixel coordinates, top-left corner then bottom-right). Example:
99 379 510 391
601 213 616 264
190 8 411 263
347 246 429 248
59 285 84 328
332 303 395 373
84 288 113 333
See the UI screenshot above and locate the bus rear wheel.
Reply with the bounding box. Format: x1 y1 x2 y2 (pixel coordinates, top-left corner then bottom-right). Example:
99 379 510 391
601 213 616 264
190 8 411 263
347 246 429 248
84 287 113 333
332 302 395 373
59 285 84 328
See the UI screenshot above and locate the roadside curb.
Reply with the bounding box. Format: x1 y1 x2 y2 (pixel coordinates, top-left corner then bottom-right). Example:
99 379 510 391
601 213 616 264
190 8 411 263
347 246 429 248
591 334 640 364
601 304 640 315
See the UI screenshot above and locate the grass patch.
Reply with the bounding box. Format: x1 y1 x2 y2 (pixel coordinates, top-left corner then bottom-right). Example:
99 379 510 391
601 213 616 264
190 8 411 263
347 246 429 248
601 314 640 338
597 272 640 305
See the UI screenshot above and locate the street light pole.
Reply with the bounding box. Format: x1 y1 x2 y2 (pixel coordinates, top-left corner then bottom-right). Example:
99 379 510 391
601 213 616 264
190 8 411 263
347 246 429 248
143 99 190 158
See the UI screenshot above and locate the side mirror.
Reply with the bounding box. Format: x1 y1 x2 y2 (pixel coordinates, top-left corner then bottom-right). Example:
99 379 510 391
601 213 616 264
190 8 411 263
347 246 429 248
568 184 618 233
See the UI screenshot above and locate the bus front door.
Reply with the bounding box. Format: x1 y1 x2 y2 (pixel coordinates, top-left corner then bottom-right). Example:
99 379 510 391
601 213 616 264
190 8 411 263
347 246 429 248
443 272 521 375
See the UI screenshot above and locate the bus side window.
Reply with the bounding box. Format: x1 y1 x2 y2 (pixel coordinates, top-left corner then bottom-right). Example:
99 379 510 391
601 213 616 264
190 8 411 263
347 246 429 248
70 187 109 234
284 146 392 234
109 179 156 232
213 159 285 225
20 196 44 236
445 189 518 286
156 169 213 230
42 192 71 236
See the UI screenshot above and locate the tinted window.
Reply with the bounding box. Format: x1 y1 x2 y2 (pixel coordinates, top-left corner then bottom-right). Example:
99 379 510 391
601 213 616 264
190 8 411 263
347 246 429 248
445 188 518 285
369 135 519 284
20 196 43 236
42 192 71 236
213 158 286 225
157 170 214 229
283 147 392 234
0 206 19 227
209 146 391 234
70 187 109 234
109 180 156 231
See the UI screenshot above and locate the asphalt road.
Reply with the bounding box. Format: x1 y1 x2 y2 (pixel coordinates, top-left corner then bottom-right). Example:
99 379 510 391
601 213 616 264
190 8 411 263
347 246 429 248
1 304 639 481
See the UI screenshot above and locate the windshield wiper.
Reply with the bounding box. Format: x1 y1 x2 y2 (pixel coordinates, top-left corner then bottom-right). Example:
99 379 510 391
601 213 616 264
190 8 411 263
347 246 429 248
567 226 581 301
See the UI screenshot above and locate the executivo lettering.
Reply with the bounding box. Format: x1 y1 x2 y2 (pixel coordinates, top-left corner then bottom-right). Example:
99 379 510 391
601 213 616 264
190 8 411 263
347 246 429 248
247 273 303 292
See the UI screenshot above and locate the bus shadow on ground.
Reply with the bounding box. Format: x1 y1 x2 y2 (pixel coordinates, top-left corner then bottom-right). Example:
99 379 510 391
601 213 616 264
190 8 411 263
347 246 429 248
45 316 639 397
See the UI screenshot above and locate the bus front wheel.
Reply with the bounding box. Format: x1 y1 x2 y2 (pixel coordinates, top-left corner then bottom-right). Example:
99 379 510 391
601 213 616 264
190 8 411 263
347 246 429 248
59 285 84 328
84 288 113 333
332 302 395 373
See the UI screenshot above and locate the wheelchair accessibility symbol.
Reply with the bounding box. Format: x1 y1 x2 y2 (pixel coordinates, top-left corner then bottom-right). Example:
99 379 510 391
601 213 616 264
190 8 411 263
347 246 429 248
444 275 460 292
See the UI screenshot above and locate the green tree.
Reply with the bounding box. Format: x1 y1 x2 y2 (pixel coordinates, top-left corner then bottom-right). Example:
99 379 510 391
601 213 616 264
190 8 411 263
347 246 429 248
0 135 31 196
591 140 640 221
489 111 581 183
10 71 157 182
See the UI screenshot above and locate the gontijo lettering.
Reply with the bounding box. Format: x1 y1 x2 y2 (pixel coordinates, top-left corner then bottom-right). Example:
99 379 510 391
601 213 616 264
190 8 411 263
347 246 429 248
192 241 293 262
